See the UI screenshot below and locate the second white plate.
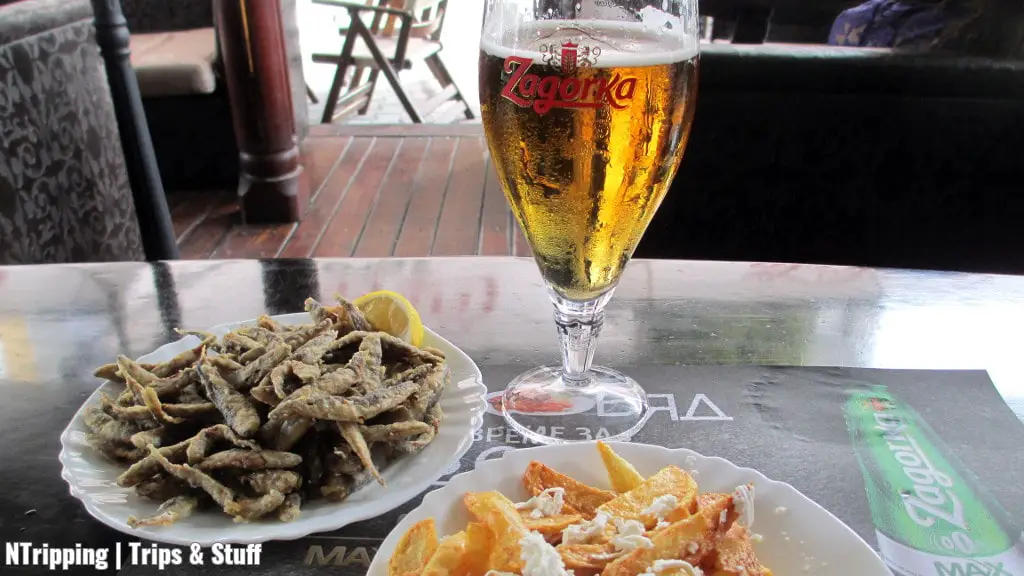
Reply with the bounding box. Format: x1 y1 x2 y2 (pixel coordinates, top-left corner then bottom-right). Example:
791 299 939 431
367 441 893 576
58 312 487 546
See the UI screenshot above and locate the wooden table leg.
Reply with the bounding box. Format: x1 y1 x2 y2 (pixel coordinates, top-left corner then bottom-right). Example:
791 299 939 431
215 0 309 223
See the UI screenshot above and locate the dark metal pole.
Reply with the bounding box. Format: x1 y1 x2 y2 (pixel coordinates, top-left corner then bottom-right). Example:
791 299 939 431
91 0 180 260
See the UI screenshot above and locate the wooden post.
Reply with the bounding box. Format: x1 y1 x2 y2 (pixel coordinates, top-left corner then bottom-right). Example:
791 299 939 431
91 0 180 260
215 0 309 223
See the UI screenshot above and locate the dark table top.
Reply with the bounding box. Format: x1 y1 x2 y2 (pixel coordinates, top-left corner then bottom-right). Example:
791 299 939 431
2 257 1023 571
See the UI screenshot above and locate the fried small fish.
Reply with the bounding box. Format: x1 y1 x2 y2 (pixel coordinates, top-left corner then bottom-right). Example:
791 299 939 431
130 427 168 449
421 346 446 360
271 360 322 400
176 383 206 404
229 344 290 390
257 315 286 333
117 439 191 487
124 374 184 424
336 422 384 486
276 492 302 522
304 297 344 327
198 356 260 438
209 355 244 372
396 403 442 454
311 370 358 396
359 421 433 443
117 355 160 387
269 380 420 423
291 330 338 366
195 449 302 471
149 342 207 378
135 474 191 501
224 332 262 353
382 364 433 389
102 394 215 423
272 418 314 451
283 319 335 350
84 406 140 444
243 470 303 495
320 473 350 502
333 295 374 332
147 446 237 513
93 362 157 383
237 325 286 346
239 345 267 365
174 329 218 348
231 490 286 522
407 365 448 421
250 385 280 407
86 434 146 462
127 495 198 528
186 424 260 465
347 334 383 393
118 356 196 399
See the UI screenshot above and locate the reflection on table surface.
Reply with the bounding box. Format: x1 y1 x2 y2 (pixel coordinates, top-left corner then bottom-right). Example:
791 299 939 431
1 257 1022 421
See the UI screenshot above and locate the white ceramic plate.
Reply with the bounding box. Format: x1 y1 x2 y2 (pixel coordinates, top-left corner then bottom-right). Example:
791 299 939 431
367 441 893 576
59 312 487 546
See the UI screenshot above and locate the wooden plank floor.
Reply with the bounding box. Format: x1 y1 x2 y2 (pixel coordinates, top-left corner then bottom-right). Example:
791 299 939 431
169 126 532 259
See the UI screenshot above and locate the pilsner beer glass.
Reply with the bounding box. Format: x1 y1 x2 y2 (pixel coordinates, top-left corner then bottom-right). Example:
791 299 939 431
480 0 700 443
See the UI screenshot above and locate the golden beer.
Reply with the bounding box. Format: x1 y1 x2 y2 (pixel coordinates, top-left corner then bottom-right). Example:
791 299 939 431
480 24 699 301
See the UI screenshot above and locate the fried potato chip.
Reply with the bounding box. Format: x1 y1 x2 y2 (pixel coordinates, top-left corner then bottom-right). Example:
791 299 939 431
597 441 645 493
558 543 615 571
485 506 530 573
597 465 698 529
388 518 439 576
522 461 614 518
457 521 495 575
422 530 468 576
463 491 529 573
706 524 768 576
464 491 523 524
523 513 584 543
602 493 736 576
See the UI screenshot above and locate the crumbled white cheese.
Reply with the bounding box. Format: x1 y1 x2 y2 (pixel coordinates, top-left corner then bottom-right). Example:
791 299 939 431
732 483 755 529
686 541 699 554
655 520 670 530
643 494 679 527
719 510 727 526
562 511 609 545
639 559 704 576
751 533 764 543
611 517 653 554
519 531 575 576
516 488 566 519
484 571 518 576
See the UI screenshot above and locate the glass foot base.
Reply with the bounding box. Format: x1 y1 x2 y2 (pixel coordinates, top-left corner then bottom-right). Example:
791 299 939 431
500 365 650 445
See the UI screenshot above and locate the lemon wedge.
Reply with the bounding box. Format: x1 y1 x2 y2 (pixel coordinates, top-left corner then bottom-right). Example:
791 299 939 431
353 290 425 347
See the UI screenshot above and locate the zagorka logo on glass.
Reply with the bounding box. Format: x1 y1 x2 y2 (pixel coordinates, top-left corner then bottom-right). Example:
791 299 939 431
501 38 638 114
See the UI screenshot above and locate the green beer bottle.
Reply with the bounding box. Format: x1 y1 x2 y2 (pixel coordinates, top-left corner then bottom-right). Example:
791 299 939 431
844 386 1024 576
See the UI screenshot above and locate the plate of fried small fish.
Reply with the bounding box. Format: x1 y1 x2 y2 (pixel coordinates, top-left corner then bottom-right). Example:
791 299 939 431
58 297 487 546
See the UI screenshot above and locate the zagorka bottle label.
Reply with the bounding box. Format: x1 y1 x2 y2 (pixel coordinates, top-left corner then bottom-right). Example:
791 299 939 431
845 386 1024 576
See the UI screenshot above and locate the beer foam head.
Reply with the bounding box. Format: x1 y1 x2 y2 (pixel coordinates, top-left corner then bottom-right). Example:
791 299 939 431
481 18 699 67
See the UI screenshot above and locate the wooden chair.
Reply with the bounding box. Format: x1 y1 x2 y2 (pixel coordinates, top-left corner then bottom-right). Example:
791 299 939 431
312 0 475 123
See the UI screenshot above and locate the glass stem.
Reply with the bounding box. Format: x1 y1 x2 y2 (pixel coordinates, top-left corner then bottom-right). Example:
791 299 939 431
550 289 615 387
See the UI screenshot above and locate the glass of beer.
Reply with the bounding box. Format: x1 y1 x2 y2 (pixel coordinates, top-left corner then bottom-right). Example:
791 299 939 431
480 0 700 444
